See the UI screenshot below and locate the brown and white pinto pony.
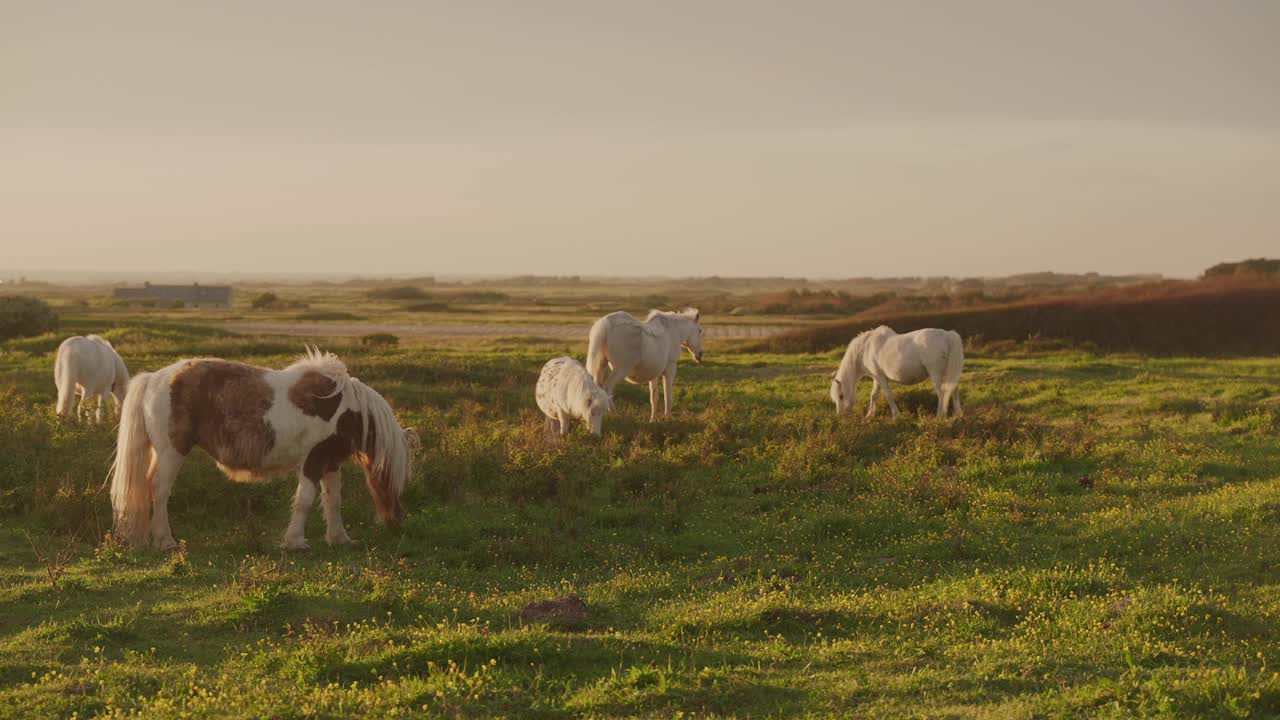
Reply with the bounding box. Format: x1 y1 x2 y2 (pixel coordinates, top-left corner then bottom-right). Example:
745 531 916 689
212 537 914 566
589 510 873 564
110 348 416 550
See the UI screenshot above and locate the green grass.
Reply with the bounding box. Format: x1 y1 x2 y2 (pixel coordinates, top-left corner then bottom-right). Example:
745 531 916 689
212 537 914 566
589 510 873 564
1 319 1279 718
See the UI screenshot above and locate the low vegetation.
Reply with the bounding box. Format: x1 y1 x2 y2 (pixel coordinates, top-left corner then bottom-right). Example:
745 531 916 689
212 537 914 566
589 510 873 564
1 309 1278 717
762 277 1280 356
0 296 59 341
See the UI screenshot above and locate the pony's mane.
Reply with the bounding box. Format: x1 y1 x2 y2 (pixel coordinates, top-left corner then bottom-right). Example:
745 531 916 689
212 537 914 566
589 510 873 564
289 345 350 380
644 307 700 324
851 325 894 343
289 345 357 421
288 346 410 498
837 326 895 380
346 377 411 498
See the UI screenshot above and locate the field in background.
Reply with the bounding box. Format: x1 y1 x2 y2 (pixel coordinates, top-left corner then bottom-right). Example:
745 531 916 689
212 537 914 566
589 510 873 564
762 276 1280 356
0 289 1278 717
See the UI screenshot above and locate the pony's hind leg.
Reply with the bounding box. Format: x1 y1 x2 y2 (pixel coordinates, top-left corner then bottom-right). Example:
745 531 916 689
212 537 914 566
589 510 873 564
932 378 946 417
947 385 963 418
319 472 352 545
95 392 107 424
282 472 317 550
648 380 660 422
149 449 184 551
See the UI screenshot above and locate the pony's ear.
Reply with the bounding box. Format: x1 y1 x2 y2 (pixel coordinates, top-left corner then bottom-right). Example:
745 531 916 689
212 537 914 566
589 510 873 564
403 427 422 454
832 377 842 386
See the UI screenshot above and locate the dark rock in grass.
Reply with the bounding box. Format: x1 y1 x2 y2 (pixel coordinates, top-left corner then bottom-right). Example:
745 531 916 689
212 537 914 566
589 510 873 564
1078 475 1094 489
520 594 588 629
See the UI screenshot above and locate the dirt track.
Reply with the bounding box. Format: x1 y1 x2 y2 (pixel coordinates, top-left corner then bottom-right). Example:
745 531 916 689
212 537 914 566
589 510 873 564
225 321 790 339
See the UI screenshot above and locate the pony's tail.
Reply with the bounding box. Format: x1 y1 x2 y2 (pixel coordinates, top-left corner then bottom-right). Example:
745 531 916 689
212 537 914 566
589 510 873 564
110 372 155 548
54 344 74 417
944 331 965 385
943 331 965 416
586 320 609 386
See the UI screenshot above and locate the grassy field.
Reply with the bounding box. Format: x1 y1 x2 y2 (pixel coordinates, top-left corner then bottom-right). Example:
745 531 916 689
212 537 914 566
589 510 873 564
1 309 1279 718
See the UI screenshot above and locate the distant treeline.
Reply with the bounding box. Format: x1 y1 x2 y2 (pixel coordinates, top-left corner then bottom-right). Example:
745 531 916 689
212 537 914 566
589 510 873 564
760 277 1280 356
1203 258 1280 278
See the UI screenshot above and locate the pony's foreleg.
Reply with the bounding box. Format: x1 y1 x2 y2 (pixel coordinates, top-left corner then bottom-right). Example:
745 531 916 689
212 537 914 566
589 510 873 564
76 388 86 421
95 392 107 424
662 369 675 418
320 472 352 545
876 376 901 418
600 361 637 402
282 473 317 550
866 380 879 418
647 380 660 422
149 449 184 551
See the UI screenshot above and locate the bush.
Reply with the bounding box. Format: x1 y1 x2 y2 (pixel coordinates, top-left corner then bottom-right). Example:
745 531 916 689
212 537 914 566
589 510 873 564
361 332 399 347
250 292 279 310
0 296 59 341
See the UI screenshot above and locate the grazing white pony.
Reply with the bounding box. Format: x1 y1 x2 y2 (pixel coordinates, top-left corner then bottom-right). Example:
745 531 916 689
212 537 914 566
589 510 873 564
830 326 964 418
110 347 417 550
586 308 703 422
536 356 611 436
54 335 130 423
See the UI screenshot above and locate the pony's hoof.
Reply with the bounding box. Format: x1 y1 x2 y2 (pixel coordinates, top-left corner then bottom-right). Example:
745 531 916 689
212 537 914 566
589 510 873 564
156 538 180 552
325 532 353 546
281 538 310 551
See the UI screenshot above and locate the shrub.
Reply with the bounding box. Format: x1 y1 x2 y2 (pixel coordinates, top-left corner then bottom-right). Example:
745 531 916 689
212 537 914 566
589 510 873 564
0 295 59 341
250 292 279 310
360 332 399 347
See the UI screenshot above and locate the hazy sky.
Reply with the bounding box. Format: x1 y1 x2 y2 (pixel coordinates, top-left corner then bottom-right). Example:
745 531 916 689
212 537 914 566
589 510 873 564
3 0 1278 278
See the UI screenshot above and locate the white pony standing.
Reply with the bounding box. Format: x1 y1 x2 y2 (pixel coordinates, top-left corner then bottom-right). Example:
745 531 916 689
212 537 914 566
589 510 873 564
830 326 964 418
535 357 611 436
586 308 703 422
54 335 130 423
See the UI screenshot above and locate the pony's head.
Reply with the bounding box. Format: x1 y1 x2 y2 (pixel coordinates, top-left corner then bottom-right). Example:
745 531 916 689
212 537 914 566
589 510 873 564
831 333 872 415
830 372 853 415
679 308 703 363
111 354 130 404
586 386 611 435
345 379 414 525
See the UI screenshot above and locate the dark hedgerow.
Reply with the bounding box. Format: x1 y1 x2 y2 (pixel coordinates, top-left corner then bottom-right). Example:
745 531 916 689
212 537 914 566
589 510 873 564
0 295 59 341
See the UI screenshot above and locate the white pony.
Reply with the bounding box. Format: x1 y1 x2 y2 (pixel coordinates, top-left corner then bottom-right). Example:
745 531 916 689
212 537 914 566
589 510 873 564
110 348 417 550
536 356 611 437
54 335 130 423
586 308 703 422
830 326 964 418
